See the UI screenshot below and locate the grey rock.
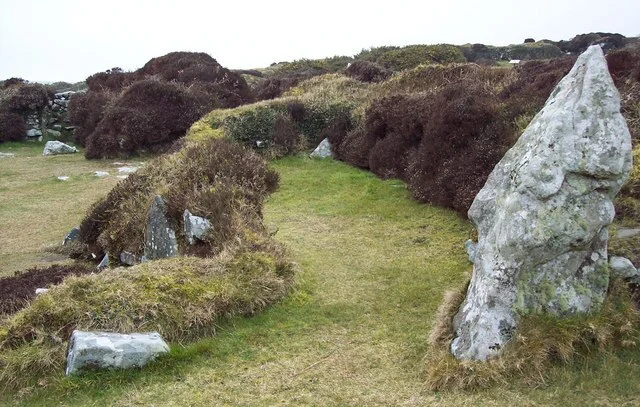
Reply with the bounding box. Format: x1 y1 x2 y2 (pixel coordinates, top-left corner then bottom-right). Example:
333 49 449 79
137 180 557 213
47 129 62 138
609 256 640 283
27 129 43 138
63 227 80 245
65 330 169 376
55 91 76 99
43 141 78 155
51 103 61 112
256 140 266 148
451 45 633 361
53 124 62 130
144 196 178 260
310 138 333 158
117 166 139 174
35 288 49 295
57 176 70 181
0 152 15 158
183 209 212 245
464 239 476 263
120 251 138 266
94 171 109 177
612 228 640 239
97 254 110 270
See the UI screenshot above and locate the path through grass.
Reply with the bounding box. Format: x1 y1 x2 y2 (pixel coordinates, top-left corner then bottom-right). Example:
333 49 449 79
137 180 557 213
3 154 640 406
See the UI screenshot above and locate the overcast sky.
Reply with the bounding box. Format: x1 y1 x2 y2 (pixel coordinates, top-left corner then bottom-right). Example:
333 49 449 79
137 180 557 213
1 0 638 83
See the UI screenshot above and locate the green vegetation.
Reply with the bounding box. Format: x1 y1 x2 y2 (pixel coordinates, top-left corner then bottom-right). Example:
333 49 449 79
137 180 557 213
2 153 639 405
0 141 124 277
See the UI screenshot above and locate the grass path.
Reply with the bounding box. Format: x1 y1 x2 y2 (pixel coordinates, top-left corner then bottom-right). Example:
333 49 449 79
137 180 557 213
0 142 133 276
4 154 640 406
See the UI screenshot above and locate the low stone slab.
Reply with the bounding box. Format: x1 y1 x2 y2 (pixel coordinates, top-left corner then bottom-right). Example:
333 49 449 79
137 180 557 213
310 138 333 158
0 152 15 158
609 256 640 283
43 141 78 155
65 330 169 376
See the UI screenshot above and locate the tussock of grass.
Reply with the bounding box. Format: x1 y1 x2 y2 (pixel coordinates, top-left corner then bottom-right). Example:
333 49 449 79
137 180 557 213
424 279 640 391
0 247 294 390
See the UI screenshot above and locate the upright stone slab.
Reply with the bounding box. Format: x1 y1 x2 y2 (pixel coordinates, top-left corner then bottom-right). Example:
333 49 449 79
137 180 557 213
310 138 333 158
451 45 633 360
183 209 212 245
65 330 169 375
144 196 178 260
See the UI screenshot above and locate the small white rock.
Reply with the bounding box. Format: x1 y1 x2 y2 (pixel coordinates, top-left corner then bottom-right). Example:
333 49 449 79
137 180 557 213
94 171 109 177
57 176 70 181
35 288 49 295
117 166 139 174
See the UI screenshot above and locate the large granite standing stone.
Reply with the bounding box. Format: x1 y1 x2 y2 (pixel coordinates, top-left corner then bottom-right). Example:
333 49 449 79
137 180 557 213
65 330 169 376
144 196 178 260
451 45 633 361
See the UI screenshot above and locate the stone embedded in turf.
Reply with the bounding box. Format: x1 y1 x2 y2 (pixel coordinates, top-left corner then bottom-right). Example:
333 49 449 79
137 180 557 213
609 256 640 283
183 209 212 245
65 330 169 376
451 45 633 361
120 251 139 266
310 138 333 158
42 140 78 155
63 227 80 245
144 196 178 260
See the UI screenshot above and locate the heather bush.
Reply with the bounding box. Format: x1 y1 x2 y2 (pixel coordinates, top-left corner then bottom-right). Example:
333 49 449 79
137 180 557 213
0 112 27 142
0 83 51 114
345 60 392 83
86 67 136 92
0 78 26 89
67 90 114 146
85 79 208 158
137 52 252 108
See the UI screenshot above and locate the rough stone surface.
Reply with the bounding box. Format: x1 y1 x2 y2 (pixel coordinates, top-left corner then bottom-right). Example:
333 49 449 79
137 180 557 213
310 138 333 158
97 254 110 270
0 152 15 158
43 140 78 155
183 209 212 245
26 129 43 138
65 330 169 376
144 196 178 260
464 240 477 263
63 227 80 245
451 45 633 361
120 251 138 266
609 256 640 283
612 228 640 239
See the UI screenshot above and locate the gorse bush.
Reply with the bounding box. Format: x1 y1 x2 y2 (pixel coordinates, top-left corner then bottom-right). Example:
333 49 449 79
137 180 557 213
344 60 392 83
356 44 466 71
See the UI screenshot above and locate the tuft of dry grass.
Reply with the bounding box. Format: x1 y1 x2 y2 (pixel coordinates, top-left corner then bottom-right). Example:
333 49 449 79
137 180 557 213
424 278 640 391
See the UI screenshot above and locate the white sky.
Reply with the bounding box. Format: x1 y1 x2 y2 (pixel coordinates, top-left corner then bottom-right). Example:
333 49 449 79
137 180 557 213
1 0 639 83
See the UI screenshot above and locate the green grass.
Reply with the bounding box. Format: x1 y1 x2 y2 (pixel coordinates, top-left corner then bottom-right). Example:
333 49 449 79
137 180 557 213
0 141 142 277
2 148 640 405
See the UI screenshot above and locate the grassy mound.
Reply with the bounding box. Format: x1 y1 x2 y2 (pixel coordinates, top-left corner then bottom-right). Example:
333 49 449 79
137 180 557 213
79 137 279 262
425 279 640 390
0 249 294 390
